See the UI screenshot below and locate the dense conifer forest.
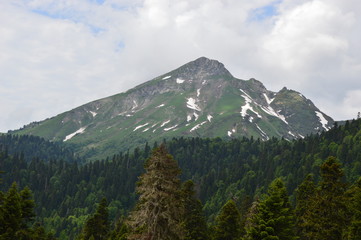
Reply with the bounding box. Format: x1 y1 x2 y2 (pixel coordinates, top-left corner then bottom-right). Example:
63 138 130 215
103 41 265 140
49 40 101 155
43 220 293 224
1 119 361 239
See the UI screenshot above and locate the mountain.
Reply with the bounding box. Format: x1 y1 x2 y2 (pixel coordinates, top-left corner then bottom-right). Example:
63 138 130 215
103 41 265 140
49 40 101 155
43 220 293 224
12 57 334 160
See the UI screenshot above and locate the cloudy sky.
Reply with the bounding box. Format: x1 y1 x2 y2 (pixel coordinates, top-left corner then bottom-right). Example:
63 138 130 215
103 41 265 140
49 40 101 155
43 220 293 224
1 0 360 132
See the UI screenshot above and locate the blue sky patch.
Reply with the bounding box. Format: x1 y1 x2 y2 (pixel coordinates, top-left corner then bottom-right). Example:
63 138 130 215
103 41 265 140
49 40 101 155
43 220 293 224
32 9 70 20
248 0 281 22
89 0 106 5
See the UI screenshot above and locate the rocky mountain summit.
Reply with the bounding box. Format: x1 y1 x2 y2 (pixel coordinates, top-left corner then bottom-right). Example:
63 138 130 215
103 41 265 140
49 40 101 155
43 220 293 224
13 57 334 160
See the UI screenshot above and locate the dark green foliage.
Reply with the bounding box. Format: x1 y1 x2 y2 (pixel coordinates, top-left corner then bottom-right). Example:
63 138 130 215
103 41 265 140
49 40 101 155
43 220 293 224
80 197 109 240
108 217 129 240
128 145 184 240
0 134 78 163
245 178 297 240
1 119 361 238
300 157 349 240
181 180 209 240
295 174 316 239
213 199 241 240
0 182 54 239
347 178 361 239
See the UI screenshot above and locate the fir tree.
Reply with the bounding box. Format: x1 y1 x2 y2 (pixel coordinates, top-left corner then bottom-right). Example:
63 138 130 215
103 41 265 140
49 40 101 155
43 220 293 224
302 156 348 240
1 182 22 238
181 180 209 240
244 178 297 240
81 197 109 240
108 217 129 240
295 174 316 239
128 144 184 240
346 177 361 239
19 186 36 229
213 199 241 240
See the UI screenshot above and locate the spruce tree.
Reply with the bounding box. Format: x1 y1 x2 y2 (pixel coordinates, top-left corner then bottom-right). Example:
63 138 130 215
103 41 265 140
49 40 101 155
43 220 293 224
213 199 241 240
81 197 109 240
128 144 184 240
19 187 36 229
295 174 316 239
181 180 209 240
244 178 297 240
346 177 361 239
1 182 22 238
302 156 348 240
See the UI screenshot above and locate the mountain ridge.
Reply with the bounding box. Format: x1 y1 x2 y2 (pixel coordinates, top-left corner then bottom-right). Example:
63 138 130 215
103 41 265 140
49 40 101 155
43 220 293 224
12 57 334 160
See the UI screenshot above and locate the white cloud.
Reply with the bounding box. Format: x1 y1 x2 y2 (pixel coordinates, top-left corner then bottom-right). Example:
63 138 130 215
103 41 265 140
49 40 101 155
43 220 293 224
0 0 361 132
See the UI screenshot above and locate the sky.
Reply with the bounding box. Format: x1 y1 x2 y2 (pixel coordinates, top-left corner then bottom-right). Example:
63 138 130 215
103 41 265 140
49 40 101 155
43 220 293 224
1 0 361 132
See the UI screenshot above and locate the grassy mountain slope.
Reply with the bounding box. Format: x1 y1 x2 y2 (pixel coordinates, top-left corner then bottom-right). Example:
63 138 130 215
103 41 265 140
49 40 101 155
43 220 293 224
12 57 334 160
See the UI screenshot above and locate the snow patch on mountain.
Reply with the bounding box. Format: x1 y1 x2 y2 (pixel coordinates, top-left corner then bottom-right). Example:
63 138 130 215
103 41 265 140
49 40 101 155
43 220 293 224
316 111 329 130
131 100 138 112
187 115 192 122
227 128 236 137
263 93 274 105
256 124 269 140
156 104 165 108
176 78 185 84
187 98 201 111
197 89 201 97
207 114 213 122
202 80 207 85
164 125 178 131
240 89 262 119
89 111 97 117
190 121 207 132
64 127 86 142
163 75 171 80
133 123 149 131
161 120 170 127
288 131 296 137
260 106 288 124
193 112 199 121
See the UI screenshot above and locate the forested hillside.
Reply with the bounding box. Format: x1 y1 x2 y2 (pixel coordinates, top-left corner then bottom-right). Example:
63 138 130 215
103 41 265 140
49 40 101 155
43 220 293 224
0 134 79 163
1 119 361 238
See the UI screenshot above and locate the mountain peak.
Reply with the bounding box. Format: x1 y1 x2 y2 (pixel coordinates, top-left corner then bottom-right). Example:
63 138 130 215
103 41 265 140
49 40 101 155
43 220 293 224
175 57 233 79
14 57 334 160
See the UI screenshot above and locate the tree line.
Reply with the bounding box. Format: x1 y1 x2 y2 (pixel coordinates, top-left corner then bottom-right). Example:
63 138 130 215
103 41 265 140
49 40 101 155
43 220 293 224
1 119 361 238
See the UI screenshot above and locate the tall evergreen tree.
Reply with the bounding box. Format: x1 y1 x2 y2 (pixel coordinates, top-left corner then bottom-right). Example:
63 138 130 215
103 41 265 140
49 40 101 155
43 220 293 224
213 199 241 240
1 182 22 238
128 145 184 240
346 177 361 239
295 174 316 239
244 178 297 240
0 182 53 239
80 197 109 240
181 180 209 240
302 156 348 240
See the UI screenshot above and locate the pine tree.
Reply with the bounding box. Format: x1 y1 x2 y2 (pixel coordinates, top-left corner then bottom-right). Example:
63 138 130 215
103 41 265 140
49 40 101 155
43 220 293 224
81 197 109 240
213 199 241 240
244 178 297 240
181 180 209 240
128 144 184 240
